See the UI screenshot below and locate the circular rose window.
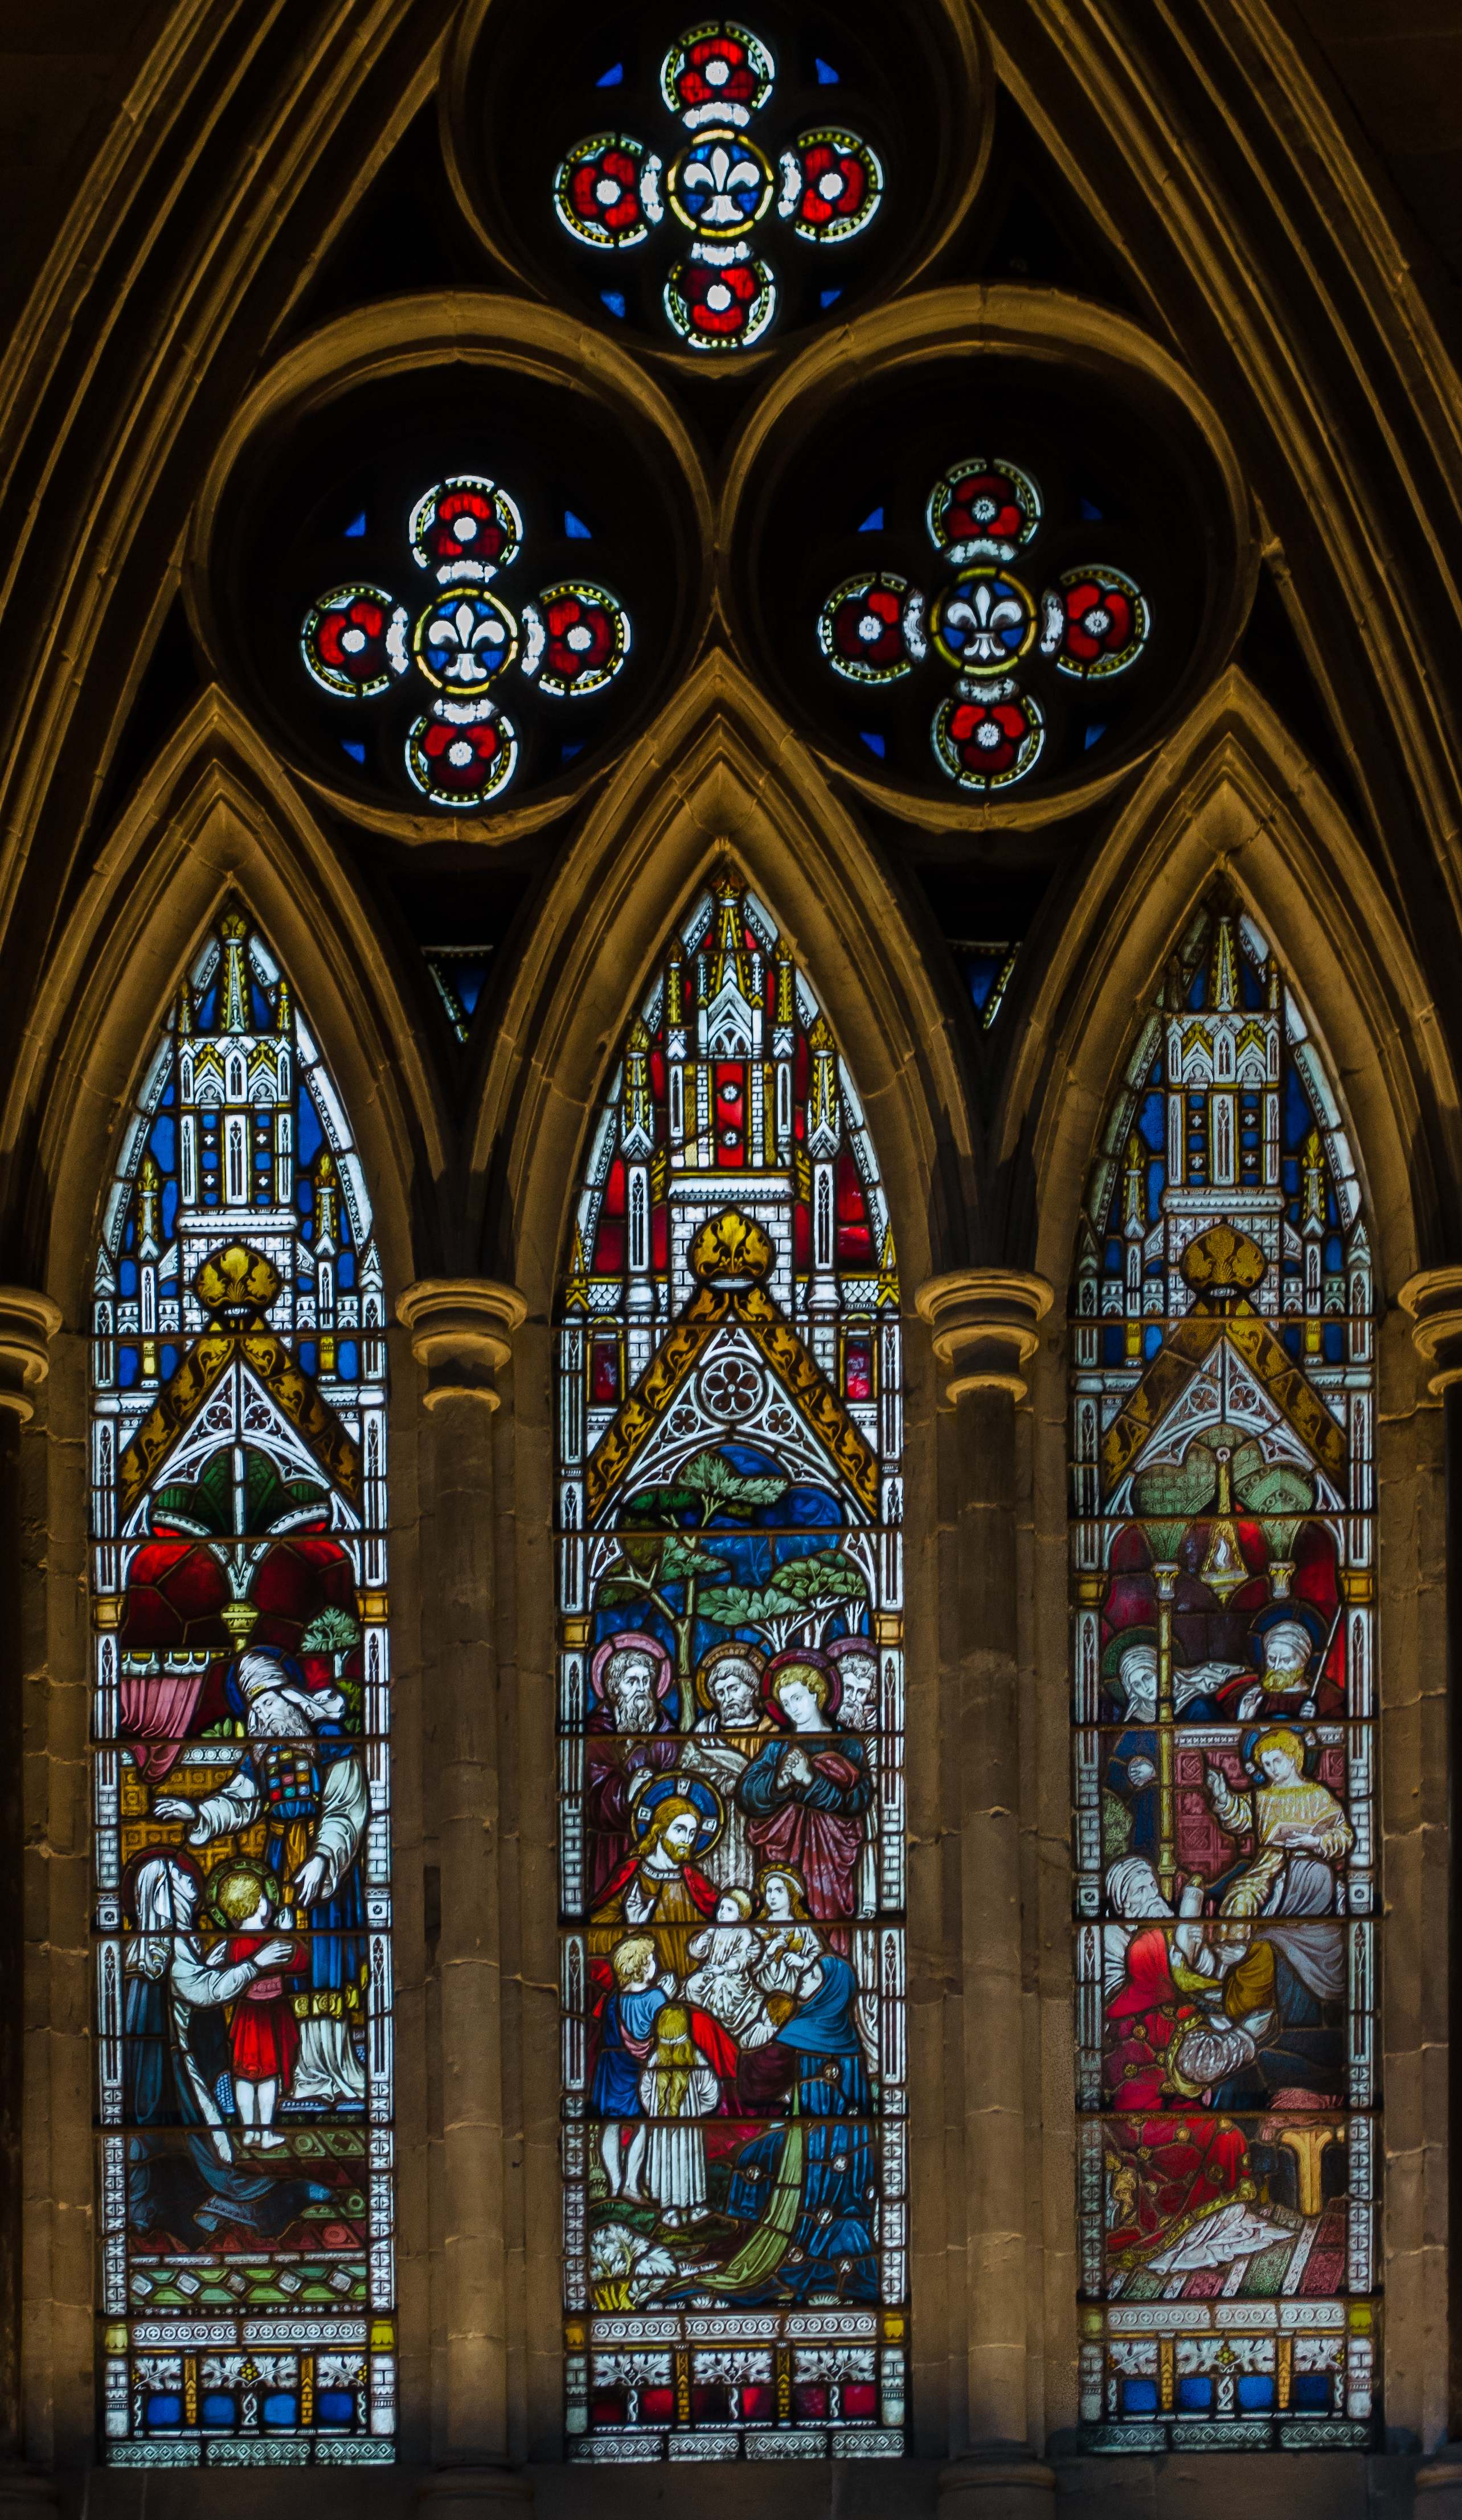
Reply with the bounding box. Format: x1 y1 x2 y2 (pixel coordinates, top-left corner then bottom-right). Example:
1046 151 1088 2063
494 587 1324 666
736 349 1248 814
445 0 985 360
196 360 694 830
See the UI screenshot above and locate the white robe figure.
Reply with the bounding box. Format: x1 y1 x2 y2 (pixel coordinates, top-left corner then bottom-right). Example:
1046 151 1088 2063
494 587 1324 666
637 2009 719 2230
685 1912 777 2049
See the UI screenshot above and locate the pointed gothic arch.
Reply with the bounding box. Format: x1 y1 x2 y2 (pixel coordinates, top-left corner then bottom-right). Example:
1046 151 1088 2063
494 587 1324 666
550 864 911 2461
471 653 985 1309
13 688 439 1315
1 0 1461 2500
1009 667 1455 1306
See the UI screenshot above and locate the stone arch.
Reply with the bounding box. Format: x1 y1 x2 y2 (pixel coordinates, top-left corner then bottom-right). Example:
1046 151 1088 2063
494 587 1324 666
1003 665 1455 1308
470 650 989 1311
10 685 444 1318
1009 662 1453 2456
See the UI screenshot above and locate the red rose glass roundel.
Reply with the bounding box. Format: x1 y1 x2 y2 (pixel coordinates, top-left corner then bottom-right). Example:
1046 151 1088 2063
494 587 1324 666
661 22 774 126
407 711 519 807
303 585 408 699
1043 564 1150 679
409 477 522 582
298 475 632 810
665 250 775 347
817 572 924 684
778 130 882 244
555 134 662 249
927 459 1041 565
552 20 884 351
933 691 1044 790
815 454 1152 791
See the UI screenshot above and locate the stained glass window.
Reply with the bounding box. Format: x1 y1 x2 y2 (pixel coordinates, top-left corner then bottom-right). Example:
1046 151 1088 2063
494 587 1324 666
1070 901 1377 2452
300 475 631 810
550 20 885 351
744 363 1242 805
556 874 907 2463
92 909 394 2468
816 455 1149 792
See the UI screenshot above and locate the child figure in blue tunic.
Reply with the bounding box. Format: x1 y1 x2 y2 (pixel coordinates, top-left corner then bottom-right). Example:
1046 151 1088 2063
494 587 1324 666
592 1934 667 2205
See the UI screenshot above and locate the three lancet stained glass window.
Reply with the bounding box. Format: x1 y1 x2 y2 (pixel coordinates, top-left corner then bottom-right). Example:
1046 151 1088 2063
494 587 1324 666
92 910 394 2467
556 876 907 2462
1071 903 1377 2451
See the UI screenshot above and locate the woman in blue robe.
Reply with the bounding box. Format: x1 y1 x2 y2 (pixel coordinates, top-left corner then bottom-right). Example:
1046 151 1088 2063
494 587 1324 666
724 1947 877 2301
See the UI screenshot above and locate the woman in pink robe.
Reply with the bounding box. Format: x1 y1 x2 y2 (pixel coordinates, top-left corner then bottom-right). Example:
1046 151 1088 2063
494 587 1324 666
736 1652 871 1921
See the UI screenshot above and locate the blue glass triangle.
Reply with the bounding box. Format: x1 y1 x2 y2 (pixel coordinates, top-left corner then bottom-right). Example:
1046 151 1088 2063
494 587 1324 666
343 512 366 538
565 511 592 539
1079 496 1104 520
1084 723 1107 750
820 289 842 310
859 732 886 758
454 961 488 1018
816 57 839 82
857 506 884 532
562 743 585 763
341 738 366 764
600 290 627 319
596 61 624 85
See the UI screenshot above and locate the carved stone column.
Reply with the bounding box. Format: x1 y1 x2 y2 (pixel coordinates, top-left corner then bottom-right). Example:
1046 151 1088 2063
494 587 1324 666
916 1271 1055 2515
0 1293 60 2516
398 1281 531 2514
1403 1270 1462 2499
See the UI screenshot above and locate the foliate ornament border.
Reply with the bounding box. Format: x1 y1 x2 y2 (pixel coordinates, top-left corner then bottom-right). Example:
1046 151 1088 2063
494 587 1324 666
181 295 716 847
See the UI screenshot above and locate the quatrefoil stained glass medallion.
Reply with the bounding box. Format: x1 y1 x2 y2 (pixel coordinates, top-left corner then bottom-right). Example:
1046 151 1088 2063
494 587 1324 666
817 457 1150 791
301 476 630 808
554 19 883 350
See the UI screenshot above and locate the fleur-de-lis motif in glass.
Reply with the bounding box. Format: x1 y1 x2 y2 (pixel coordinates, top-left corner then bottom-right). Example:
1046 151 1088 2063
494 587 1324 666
301 475 630 807
553 20 883 352
816 457 1150 790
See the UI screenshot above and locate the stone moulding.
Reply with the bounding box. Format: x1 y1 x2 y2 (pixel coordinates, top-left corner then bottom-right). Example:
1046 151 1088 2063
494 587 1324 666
0 1288 63 1421
397 1275 528 1408
915 1267 1054 1401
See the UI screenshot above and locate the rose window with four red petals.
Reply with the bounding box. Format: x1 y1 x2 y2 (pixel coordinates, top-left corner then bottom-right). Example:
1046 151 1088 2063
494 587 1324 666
817 457 1150 791
553 19 883 351
300 475 631 808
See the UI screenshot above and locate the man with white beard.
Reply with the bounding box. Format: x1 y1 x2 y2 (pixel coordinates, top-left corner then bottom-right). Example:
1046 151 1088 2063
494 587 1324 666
584 1634 677 1904
154 1646 367 2108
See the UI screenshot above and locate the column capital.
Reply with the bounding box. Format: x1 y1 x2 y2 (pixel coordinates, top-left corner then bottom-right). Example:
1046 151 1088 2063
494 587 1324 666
0 1288 63 1422
1399 1265 1462 1393
397 1278 527 1412
915 1269 1054 1402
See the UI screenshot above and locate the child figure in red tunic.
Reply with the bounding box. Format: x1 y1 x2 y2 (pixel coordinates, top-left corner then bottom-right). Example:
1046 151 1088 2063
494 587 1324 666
207 1859 306 2148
